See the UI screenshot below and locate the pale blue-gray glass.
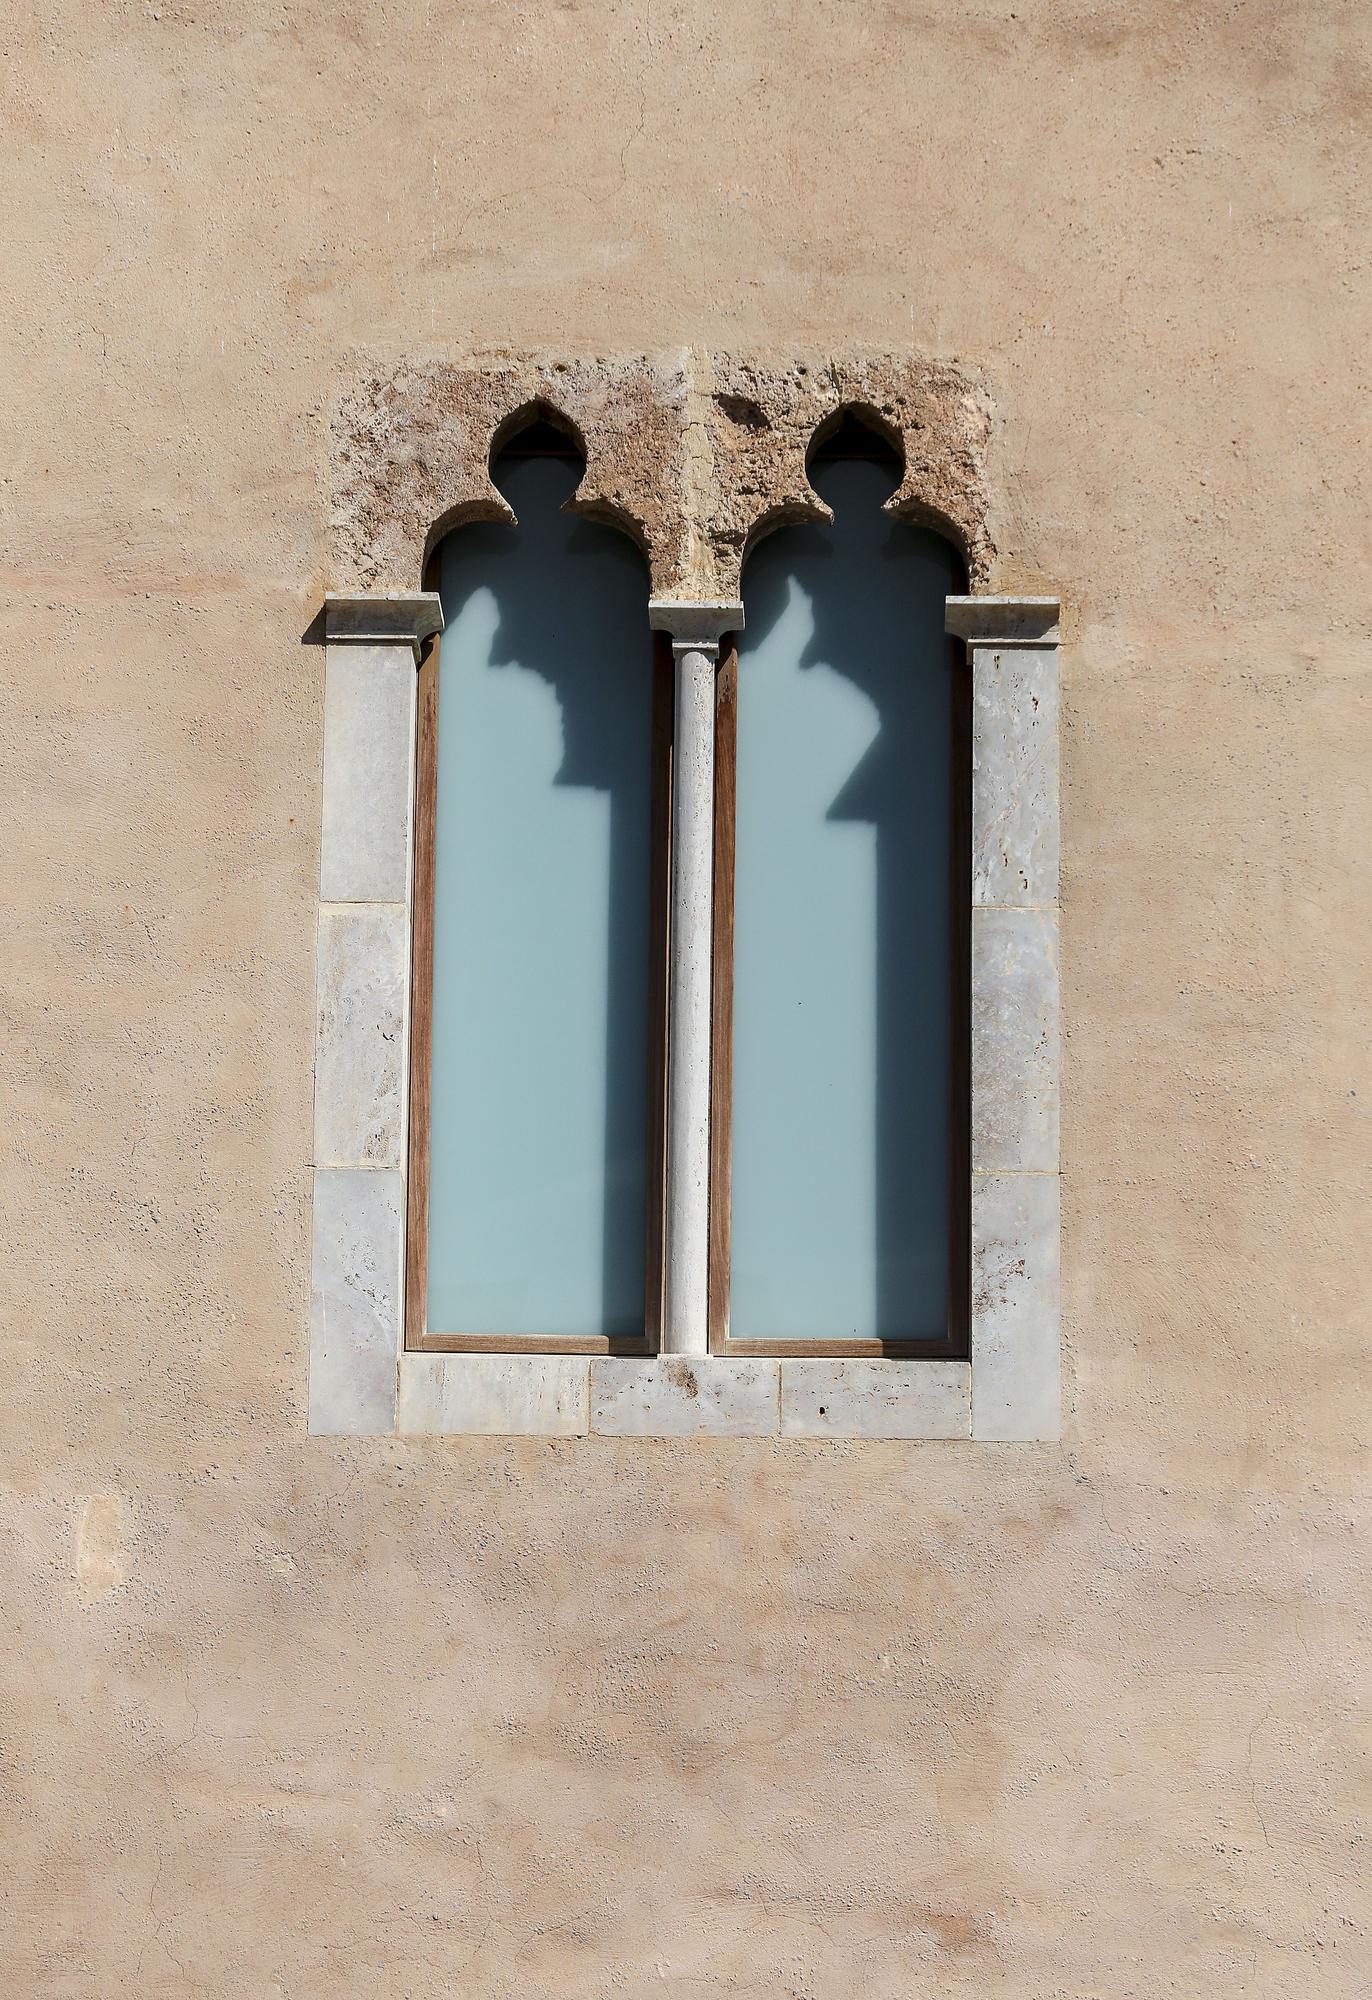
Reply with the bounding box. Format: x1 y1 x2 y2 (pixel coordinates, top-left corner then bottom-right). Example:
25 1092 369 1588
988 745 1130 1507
428 453 652 1337
730 456 960 1341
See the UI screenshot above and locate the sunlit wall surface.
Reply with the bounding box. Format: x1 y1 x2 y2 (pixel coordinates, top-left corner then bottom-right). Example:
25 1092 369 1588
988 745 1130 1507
429 451 653 1337
730 457 961 1341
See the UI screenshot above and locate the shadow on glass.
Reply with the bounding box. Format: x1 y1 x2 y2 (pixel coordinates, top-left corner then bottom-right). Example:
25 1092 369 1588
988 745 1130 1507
730 441 963 1343
427 436 653 1340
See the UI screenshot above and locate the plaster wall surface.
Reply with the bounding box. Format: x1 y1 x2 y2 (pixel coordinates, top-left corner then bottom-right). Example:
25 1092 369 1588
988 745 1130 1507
1 3 1369 1995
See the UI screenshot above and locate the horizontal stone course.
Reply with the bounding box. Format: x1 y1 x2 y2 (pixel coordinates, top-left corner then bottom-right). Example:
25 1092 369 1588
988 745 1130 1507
384 1356 979 1439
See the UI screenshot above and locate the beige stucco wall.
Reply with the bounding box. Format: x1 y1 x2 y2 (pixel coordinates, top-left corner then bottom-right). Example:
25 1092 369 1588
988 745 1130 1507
3 3 1368 1993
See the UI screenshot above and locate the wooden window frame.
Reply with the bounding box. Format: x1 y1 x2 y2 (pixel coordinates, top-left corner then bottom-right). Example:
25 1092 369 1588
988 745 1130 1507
705 625 973 1361
403 569 675 1358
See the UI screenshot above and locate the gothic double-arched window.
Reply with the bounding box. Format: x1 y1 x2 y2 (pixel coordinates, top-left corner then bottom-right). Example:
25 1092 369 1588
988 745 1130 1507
406 405 968 1358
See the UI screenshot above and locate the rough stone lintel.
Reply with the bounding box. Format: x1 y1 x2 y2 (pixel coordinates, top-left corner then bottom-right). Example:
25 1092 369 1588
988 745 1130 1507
332 350 994 601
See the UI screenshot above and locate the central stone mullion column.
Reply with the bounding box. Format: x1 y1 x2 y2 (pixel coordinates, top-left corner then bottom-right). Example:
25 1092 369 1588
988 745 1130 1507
649 599 744 1356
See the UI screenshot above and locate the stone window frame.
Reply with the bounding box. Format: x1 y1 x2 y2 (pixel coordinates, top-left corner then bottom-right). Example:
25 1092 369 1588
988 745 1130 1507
308 359 1060 1442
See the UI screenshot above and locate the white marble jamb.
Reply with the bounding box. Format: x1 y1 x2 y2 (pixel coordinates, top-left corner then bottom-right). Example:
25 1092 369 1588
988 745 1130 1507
397 1353 590 1436
308 1167 402 1435
591 1356 779 1437
313 903 406 1168
319 643 416 903
971 1171 1061 1440
972 644 1059 909
780 1360 970 1439
971 905 1060 1174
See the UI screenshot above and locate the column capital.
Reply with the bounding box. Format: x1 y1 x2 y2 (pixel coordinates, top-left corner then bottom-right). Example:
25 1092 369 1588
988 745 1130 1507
648 599 745 658
324 592 445 660
945 595 1060 648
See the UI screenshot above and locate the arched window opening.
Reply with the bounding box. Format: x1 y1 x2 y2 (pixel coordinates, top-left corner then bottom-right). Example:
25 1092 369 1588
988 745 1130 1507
713 410 970 1351
410 417 668 1349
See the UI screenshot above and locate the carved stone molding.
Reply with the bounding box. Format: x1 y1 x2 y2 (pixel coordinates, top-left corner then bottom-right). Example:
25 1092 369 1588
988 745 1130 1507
331 348 993 599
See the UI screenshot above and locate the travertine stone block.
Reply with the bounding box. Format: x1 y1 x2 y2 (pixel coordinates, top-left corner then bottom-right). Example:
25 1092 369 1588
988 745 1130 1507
780 1360 970 1439
972 906 1060 1173
313 903 406 1167
945 595 1059 646
972 644 1059 908
308 1168 402 1435
319 644 416 903
397 1353 590 1436
323 593 443 649
591 1356 779 1437
972 1172 1061 1440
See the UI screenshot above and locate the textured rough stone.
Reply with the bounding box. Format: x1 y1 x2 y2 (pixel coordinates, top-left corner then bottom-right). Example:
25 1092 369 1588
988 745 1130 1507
780 1360 970 1440
398 1353 590 1436
332 350 993 600
333 353 689 596
703 351 993 592
313 902 406 1169
591 1356 779 1437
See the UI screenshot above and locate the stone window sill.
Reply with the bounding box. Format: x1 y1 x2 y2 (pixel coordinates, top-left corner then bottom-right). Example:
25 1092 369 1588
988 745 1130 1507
395 1354 972 1440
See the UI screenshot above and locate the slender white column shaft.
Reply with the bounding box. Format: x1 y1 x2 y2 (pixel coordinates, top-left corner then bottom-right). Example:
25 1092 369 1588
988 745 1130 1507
664 641 716 1354
649 600 743 1357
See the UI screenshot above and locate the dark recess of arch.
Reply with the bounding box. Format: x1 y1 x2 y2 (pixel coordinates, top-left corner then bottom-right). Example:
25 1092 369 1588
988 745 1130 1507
488 397 586 464
806 401 905 473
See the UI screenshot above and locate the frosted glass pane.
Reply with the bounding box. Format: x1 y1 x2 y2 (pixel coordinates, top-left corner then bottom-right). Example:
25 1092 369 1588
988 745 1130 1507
730 458 960 1341
428 454 653 1337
